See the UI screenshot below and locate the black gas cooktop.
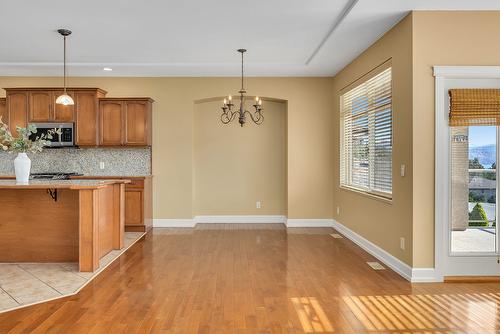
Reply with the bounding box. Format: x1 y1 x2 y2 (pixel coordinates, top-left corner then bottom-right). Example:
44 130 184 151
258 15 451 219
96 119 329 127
31 172 83 180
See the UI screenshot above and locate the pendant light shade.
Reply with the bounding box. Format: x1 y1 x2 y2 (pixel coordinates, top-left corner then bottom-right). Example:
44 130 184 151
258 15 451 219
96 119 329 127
56 29 74 106
55 94 74 105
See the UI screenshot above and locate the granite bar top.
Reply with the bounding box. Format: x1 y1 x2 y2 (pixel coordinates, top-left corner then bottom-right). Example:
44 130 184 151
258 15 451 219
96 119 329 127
0 179 129 190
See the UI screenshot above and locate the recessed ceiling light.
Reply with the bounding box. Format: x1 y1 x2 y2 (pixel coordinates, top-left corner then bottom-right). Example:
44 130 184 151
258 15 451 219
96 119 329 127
103 67 113 71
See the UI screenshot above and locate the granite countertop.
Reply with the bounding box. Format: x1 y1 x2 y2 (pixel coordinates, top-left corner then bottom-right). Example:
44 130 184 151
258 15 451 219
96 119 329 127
0 179 130 190
0 175 152 180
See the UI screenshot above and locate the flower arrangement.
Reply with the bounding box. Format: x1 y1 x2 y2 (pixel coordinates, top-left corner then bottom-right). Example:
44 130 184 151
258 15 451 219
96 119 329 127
0 117 60 153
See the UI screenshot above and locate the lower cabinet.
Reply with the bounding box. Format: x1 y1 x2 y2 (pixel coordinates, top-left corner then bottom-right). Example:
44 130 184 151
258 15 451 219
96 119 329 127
125 190 143 226
123 177 152 232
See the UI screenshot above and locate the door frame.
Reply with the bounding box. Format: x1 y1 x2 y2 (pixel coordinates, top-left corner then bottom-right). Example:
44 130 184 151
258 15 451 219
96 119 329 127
434 66 500 281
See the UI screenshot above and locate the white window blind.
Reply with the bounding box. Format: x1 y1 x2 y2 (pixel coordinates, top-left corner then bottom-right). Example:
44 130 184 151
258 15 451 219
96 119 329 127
340 66 392 198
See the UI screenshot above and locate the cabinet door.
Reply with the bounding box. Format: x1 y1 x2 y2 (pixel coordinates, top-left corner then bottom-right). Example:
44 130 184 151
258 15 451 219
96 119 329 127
7 92 28 136
100 101 123 145
0 98 6 125
124 101 149 145
53 90 75 122
75 91 98 146
125 190 143 225
29 91 53 122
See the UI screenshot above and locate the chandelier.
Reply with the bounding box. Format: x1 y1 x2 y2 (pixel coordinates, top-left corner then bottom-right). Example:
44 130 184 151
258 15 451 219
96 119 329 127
221 49 263 127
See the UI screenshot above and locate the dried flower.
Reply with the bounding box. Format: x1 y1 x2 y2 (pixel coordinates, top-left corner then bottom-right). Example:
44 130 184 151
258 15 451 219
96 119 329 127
0 117 61 154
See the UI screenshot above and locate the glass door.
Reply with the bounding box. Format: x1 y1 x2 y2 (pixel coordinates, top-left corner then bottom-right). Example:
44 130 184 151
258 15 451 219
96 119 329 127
446 125 500 276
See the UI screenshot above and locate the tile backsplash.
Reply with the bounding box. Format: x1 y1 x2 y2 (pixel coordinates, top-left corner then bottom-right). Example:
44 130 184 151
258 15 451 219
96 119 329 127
0 148 151 176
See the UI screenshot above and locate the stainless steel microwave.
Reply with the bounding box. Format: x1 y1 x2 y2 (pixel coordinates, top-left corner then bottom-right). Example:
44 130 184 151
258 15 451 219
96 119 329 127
29 123 74 147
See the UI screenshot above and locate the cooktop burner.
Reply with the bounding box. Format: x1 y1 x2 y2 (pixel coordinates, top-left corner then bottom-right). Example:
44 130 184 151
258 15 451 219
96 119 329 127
31 172 83 180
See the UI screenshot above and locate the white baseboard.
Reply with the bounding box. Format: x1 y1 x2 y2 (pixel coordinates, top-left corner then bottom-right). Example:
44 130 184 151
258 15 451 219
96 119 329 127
331 219 439 282
286 219 334 227
153 219 196 228
194 215 287 224
332 219 412 281
411 268 440 283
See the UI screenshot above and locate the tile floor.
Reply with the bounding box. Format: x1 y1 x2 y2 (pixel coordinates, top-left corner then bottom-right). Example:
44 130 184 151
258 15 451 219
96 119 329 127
0 232 144 313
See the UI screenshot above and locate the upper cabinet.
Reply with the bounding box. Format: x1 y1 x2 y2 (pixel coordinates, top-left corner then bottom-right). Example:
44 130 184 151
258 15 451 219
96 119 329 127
100 100 124 146
124 100 152 146
99 98 153 146
6 91 29 135
0 98 6 124
54 90 75 122
10 89 76 123
29 91 53 122
2 88 152 147
75 89 106 146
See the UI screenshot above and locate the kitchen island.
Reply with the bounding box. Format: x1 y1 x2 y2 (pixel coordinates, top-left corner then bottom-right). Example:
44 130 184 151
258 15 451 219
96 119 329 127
0 179 129 272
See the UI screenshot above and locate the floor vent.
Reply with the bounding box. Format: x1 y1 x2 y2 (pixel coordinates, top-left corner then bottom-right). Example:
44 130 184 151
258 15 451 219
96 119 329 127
330 233 343 239
367 261 385 270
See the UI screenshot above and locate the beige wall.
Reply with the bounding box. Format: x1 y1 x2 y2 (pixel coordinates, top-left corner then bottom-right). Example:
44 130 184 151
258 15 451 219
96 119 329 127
193 98 287 215
331 14 414 266
412 11 500 267
331 11 500 269
0 76 334 220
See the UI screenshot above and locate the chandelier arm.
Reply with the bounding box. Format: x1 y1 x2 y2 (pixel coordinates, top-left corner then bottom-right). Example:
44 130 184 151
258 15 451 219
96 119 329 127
245 110 264 125
221 110 232 124
222 109 238 123
231 110 239 122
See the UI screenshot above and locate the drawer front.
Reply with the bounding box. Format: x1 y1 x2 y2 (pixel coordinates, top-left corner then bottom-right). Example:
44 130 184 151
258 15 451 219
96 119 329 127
124 178 144 189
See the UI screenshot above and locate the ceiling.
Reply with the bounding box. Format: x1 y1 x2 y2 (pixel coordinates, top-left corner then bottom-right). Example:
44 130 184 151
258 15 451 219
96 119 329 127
0 0 499 77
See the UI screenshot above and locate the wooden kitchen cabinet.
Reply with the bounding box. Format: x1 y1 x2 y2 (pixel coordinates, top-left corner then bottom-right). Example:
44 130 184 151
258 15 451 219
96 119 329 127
125 190 143 225
75 89 106 146
99 98 153 146
53 90 75 122
28 90 53 122
99 100 123 145
0 98 6 124
71 176 152 233
27 89 75 123
124 176 152 232
124 100 152 145
6 91 28 135
2 88 155 148
4 88 106 145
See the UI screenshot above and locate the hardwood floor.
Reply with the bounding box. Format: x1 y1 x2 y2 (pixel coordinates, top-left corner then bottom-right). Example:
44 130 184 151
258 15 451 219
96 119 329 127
0 224 499 333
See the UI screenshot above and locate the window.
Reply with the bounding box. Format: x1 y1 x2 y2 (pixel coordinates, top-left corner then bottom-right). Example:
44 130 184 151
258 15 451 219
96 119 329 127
340 66 392 198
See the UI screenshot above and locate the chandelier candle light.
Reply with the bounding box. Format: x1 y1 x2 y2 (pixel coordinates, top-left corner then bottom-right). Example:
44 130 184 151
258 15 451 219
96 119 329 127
55 29 74 106
221 49 263 127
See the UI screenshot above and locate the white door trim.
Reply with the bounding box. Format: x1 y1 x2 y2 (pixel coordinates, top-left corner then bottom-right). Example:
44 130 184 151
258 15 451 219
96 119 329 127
434 66 500 280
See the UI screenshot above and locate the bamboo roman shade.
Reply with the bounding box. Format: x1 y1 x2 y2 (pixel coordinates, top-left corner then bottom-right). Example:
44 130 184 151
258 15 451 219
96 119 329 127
449 89 500 126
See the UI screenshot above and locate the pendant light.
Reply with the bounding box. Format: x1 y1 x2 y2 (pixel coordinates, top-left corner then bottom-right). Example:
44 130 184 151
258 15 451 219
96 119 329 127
55 29 74 106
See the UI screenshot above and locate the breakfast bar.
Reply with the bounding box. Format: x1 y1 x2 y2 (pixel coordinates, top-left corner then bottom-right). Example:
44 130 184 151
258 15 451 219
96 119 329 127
0 179 129 272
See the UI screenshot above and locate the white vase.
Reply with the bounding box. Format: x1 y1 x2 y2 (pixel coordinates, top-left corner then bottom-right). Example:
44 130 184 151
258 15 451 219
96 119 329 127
14 152 31 184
